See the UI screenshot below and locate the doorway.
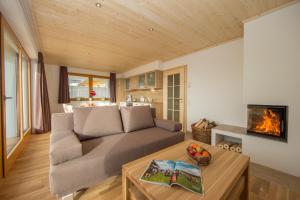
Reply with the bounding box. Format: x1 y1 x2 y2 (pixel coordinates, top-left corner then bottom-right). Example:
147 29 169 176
163 66 187 132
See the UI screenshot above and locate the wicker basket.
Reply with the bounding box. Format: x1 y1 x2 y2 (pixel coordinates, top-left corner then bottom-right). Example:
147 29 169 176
191 123 212 144
186 147 211 166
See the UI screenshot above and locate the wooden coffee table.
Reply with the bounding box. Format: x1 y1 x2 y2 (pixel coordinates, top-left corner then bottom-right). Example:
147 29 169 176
122 139 249 200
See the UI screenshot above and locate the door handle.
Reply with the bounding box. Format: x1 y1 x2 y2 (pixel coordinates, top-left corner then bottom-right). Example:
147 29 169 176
4 96 13 100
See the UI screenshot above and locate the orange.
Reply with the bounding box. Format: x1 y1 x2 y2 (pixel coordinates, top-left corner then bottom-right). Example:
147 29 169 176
202 151 209 157
191 143 198 148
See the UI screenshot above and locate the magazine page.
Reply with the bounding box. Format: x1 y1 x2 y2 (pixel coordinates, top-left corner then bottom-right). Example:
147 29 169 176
140 160 175 186
171 161 204 195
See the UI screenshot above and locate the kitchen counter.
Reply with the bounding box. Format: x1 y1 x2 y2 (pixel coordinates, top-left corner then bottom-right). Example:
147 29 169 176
118 101 163 119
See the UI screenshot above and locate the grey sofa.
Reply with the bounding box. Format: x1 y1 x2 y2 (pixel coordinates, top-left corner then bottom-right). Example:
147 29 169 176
49 106 184 197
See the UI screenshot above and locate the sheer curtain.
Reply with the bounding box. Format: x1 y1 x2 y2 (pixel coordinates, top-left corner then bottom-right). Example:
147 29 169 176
32 52 51 133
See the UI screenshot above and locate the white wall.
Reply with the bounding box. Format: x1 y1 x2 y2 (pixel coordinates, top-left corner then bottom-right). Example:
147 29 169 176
68 67 110 77
243 2 300 177
45 64 62 114
45 64 111 114
163 39 245 129
123 60 162 78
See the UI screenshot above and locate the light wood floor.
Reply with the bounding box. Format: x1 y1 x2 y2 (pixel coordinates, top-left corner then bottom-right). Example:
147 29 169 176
0 133 299 200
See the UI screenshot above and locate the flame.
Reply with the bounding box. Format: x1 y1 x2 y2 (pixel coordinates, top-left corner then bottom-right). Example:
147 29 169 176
254 109 281 136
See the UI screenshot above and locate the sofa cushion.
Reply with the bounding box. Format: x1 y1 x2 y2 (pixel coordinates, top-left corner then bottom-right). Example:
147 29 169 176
155 119 182 131
51 113 74 132
73 106 123 138
50 130 82 165
120 106 155 133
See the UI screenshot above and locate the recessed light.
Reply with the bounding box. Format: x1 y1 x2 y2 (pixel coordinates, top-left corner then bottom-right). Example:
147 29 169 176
148 27 154 31
95 3 102 7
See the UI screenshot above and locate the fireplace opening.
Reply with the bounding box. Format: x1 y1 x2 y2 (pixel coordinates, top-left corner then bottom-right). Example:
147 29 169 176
247 105 288 142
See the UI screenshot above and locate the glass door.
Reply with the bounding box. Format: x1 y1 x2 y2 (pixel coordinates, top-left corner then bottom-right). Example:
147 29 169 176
3 28 20 155
1 15 32 177
163 66 186 131
167 73 181 122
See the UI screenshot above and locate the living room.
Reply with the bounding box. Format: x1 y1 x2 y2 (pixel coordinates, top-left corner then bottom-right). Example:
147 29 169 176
0 0 299 200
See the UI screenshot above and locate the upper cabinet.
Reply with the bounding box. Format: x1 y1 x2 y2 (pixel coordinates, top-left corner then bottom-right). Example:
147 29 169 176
125 70 162 91
138 74 146 89
146 72 155 87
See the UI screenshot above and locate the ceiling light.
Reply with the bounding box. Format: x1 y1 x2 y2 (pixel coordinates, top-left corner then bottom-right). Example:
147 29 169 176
148 27 154 31
95 3 102 7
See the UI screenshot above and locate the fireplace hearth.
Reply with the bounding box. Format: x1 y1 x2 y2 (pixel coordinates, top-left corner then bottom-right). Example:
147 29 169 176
247 105 288 142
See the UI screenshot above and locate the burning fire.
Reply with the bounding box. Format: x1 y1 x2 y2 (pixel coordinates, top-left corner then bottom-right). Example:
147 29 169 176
255 109 281 136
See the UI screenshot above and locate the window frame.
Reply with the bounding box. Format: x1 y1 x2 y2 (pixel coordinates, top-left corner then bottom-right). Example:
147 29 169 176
68 72 110 101
20 51 31 135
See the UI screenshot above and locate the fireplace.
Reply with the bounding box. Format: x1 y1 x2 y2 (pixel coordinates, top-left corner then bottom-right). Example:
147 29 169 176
247 105 288 142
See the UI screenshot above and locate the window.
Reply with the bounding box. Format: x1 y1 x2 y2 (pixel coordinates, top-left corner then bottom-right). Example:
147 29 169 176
69 75 89 99
68 73 110 101
92 77 110 99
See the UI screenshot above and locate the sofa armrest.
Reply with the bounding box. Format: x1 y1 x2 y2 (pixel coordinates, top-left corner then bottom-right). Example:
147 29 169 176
155 119 182 132
51 113 74 132
50 130 82 165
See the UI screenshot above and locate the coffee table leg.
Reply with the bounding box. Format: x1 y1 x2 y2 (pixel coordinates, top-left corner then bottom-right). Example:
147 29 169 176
241 165 249 200
122 169 130 200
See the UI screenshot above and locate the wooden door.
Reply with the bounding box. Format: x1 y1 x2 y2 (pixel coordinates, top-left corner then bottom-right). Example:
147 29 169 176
163 66 187 132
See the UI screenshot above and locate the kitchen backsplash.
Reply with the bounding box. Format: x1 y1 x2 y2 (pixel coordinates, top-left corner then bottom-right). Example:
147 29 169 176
124 89 163 103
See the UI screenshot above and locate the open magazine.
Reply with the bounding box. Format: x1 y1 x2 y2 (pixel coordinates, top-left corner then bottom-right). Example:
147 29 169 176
140 160 204 195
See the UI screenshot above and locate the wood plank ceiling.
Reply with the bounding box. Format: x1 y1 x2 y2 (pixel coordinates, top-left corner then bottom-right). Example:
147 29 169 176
30 0 294 72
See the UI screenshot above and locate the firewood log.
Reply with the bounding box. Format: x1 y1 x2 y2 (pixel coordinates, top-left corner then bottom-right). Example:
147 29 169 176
198 120 209 129
194 119 205 127
207 121 216 129
223 141 234 150
236 144 242 153
230 144 239 152
217 141 226 149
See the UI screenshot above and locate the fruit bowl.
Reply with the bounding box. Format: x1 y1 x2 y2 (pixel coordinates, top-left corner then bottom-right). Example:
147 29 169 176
186 143 211 166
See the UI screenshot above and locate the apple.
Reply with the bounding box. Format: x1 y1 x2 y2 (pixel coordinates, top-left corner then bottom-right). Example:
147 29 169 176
189 150 196 156
194 152 203 158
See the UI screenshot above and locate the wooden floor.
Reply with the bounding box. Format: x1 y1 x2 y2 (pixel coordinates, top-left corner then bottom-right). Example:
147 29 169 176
0 133 299 200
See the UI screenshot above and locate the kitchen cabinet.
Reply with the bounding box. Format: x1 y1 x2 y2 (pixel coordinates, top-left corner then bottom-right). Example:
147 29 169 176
125 70 162 91
146 70 162 89
146 72 155 87
138 74 146 89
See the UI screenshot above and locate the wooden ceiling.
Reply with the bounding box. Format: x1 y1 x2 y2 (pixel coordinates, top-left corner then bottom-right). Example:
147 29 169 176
30 0 294 72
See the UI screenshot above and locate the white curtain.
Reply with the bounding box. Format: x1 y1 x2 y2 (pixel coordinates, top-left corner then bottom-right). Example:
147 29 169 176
31 59 42 133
